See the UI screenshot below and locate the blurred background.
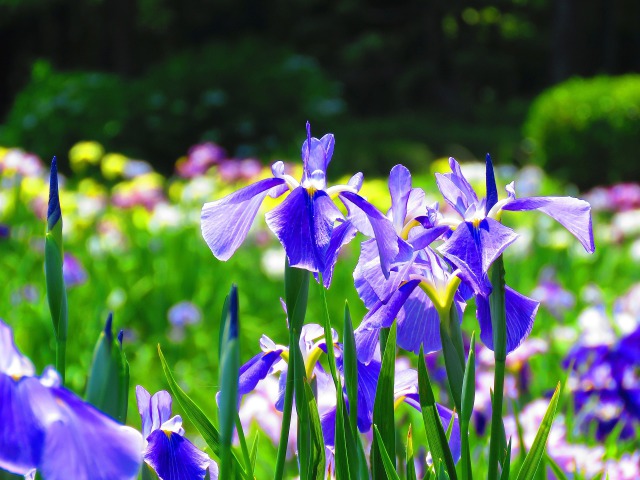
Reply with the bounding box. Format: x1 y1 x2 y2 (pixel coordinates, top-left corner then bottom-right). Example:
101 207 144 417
2 2 640 475
1 0 640 187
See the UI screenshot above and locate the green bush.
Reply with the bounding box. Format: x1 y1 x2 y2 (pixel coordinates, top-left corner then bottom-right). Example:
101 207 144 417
0 60 129 161
124 38 344 166
0 39 344 171
523 75 640 188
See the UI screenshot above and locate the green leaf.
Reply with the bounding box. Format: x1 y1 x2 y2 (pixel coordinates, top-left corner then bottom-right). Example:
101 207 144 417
219 285 241 479
44 233 68 383
85 313 129 423
140 462 160 480
417 346 457 480
371 322 397 480
511 398 527 463
373 425 402 480
157 345 249 479
285 258 310 335
406 425 417 480
275 261 310 480
459 332 476 480
333 386 351 480
250 432 260 473
343 303 358 438
516 383 561 480
439 305 466 414
488 255 508 480
342 302 369 480
499 438 512 480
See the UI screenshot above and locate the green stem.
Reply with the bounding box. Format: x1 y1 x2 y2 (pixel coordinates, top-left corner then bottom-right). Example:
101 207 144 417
56 338 66 385
438 305 466 414
235 412 254 478
274 327 295 480
487 255 507 480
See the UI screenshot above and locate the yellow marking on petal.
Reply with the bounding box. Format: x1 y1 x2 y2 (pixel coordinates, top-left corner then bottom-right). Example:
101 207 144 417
10 374 22 381
163 430 173 438
280 350 289 364
305 345 324 380
472 218 481 228
306 186 317 197
400 219 420 240
418 276 462 319
394 395 406 411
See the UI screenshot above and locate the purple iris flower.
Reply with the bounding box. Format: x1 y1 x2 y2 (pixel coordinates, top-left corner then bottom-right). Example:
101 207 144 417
356 157 594 357
0 319 143 479
62 253 88 288
563 310 640 442
201 123 411 286
436 156 594 294
136 386 218 480
238 323 337 411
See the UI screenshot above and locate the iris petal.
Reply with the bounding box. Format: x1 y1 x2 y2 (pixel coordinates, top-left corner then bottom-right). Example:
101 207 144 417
266 187 343 272
145 429 210 480
396 289 442 355
239 350 283 396
0 375 44 475
476 286 540 354
0 319 35 378
322 219 358 288
435 158 479 217
136 386 174 439
502 196 595 253
201 177 286 261
340 191 413 278
438 218 518 296
36 387 143 480
354 280 421 363
388 164 412 231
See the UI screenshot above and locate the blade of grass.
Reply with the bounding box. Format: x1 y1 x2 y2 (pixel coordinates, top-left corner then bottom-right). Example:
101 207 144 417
373 425 402 480
515 383 561 480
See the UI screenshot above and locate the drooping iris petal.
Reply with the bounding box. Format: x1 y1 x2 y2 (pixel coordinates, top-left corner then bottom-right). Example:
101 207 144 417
136 386 174 439
322 219 358 288
435 158 479 217
438 218 518 296
396 289 442 355
502 196 595 253
238 350 283 396
388 164 412 231
355 280 421 363
476 286 540 354
320 408 336 447
355 359 380 432
340 191 413 278
355 239 416 306
266 187 343 272
145 429 211 480
201 177 286 261
0 376 44 475
408 225 450 251
35 386 143 480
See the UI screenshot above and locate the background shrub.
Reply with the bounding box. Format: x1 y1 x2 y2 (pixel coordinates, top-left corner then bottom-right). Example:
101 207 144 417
524 75 640 189
0 39 344 172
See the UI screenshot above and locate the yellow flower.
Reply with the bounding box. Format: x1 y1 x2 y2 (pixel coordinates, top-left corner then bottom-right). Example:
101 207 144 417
69 141 104 171
101 153 128 180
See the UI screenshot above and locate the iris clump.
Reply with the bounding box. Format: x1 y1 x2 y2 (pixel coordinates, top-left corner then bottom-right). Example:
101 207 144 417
6 122 633 479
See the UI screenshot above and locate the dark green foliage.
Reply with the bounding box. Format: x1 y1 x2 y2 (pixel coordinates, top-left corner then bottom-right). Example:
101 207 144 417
0 40 342 172
0 61 129 162
524 75 640 188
